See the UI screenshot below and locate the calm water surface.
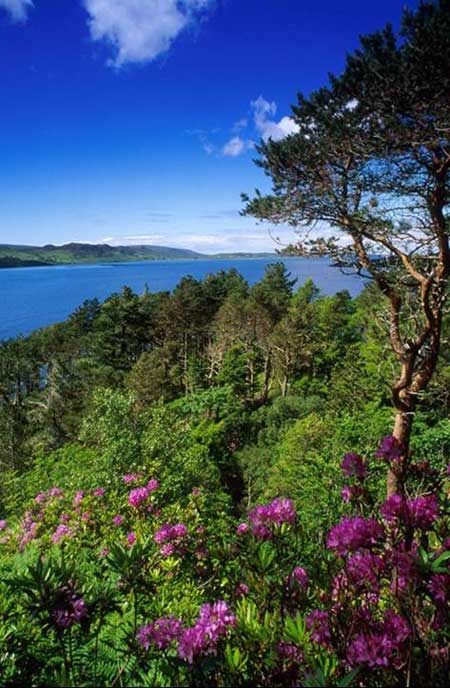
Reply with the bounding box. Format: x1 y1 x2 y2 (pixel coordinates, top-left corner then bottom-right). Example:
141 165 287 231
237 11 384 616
0 258 364 340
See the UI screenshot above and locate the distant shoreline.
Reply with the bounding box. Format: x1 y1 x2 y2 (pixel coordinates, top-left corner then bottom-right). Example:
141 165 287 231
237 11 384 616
0 254 286 270
0 243 283 269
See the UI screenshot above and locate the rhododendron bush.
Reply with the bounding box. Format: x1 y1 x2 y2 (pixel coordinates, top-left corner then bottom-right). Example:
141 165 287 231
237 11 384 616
0 436 449 686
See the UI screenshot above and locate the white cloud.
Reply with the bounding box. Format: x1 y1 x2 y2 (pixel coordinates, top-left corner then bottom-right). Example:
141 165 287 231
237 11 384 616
102 234 167 244
198 132 216 155
98 227 294 254
222 136 246 158
251 95 299 142
197 95 299 158
0 0 33 22
83 0 214 67
232 118 248 133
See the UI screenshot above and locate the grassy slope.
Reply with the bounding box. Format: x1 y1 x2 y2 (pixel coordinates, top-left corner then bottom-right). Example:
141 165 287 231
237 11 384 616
0 243 278 266
0 243 205 264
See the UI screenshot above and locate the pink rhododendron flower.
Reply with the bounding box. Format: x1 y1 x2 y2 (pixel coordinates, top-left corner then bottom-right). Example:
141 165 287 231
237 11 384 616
19 511 39 549
248 498 296 539
52 587 88 629
48 487 64 498
346 552 385 589
160 543 175 557
375 435 403 463
52 524 73 545
381 494 439 531
428 574 450 604
291 566 309 589
236 522 249 535
73 491 84 506
277 641 303 662
154 522 188 555
154 524 172 544
177 601 236 663
122 473 139 484
409 494 439 530
390 546 419 594
172 523 188 538
128 487 149 508
327 517 384 556
341 485 352 503
137 616 183 650
341 452 367 479
236 583 249 597
306 610 331 645
346 611 410 669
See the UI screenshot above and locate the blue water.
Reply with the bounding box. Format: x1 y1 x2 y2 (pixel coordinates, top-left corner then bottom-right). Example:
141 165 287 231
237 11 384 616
0 258 364 341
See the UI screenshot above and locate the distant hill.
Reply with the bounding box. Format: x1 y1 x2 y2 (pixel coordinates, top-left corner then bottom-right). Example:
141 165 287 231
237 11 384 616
0 243 204 266
0 243 277 267
212 252 278 259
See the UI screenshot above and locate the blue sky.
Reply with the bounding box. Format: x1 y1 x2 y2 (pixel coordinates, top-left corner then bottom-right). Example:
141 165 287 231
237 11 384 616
0 0 417 253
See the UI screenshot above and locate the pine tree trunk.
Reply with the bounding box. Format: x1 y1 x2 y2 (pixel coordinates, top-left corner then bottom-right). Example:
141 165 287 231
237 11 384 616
262 355 271 402
387 408 414 497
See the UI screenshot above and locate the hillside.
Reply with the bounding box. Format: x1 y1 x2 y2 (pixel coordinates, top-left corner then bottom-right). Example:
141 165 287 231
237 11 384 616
0 243 205 265
0 243 278 267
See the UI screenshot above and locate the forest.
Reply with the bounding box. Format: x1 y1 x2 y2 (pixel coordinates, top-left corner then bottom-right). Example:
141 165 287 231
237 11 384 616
1 1 450 686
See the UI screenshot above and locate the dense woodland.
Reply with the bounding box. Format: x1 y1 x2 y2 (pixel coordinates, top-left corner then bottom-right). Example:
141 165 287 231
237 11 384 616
2 1 450 686
1 263 448 507
1 264 450 685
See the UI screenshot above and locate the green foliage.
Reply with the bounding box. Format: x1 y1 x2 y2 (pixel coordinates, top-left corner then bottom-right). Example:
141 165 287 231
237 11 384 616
265 414 343 545
80 388 142 478
140 403 224 504
0 231 449 686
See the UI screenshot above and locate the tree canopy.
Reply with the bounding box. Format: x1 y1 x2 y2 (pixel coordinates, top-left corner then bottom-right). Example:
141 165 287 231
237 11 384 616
243 0 450 495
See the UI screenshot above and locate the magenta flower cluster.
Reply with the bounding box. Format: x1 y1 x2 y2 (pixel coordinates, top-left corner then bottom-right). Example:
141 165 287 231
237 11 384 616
19 510 39 550
154 523 188 556
306 610 331 645
35 487 64 504
346 611 410 669
137 616 183 650
128 479 160 508
346 552 385 590
381 494 439 531
177 601 236 664
52 586 88 629
123 473 140 484
341 452 367 479
51 524 73 545
138 601 236 664
327 516 384 556
375 435 403 463
290 566 309 590
73 491 84 506
247 498 296 539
